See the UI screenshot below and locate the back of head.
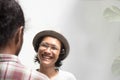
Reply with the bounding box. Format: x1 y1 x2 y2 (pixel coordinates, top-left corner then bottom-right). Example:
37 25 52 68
0 0 25 48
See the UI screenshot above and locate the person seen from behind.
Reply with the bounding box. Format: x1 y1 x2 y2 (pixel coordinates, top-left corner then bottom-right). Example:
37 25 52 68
0 0 49 80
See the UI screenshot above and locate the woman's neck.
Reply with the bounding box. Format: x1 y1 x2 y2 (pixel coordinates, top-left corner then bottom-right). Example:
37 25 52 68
39 65 58 79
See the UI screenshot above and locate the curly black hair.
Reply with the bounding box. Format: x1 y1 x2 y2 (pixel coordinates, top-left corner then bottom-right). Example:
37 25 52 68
0 0 25 47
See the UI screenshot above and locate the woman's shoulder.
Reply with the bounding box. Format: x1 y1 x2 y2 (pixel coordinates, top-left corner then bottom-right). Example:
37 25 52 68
58 69 77 80
59 69 73 75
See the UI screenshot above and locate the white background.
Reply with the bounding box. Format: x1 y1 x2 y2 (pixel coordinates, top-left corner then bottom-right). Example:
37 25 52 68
18 0 120 80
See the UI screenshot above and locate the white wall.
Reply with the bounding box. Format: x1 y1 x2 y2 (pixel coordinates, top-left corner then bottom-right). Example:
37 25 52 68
18 0 120 80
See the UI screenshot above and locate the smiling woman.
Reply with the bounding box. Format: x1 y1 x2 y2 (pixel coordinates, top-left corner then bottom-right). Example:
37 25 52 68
32 30 76 80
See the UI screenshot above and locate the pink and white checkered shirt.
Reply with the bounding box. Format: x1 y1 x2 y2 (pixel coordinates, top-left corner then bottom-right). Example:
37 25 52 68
0 54 49 80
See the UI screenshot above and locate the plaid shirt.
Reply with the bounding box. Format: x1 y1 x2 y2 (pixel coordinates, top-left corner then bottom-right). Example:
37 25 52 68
0 54 49 80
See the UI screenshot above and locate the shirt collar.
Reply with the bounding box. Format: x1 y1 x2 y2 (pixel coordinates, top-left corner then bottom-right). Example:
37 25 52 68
0 54 21 63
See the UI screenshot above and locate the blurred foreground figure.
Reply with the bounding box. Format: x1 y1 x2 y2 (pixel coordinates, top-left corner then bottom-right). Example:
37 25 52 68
0 0 49 80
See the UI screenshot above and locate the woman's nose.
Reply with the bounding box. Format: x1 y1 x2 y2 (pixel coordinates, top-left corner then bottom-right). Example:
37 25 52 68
45 47 51 53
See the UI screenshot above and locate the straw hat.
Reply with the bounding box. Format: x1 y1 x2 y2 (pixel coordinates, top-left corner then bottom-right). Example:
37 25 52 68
32 30 70 60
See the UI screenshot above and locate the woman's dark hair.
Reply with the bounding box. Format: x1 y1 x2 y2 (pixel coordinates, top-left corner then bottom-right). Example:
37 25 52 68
0 0 25 47
34 36 66 68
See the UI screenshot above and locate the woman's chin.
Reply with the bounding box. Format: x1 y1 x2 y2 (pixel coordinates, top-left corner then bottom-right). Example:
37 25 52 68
41 60 52 66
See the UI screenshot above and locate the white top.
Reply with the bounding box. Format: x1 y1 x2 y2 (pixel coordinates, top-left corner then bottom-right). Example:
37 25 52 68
52 69 77 80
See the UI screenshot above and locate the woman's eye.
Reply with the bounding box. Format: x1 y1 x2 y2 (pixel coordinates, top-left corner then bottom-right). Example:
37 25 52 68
52 47 58 50
40 44 48 47
40 43 59 50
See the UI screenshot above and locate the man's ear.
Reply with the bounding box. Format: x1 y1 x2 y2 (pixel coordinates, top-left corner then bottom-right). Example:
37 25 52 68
14 26 24 56
15 26 24 45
